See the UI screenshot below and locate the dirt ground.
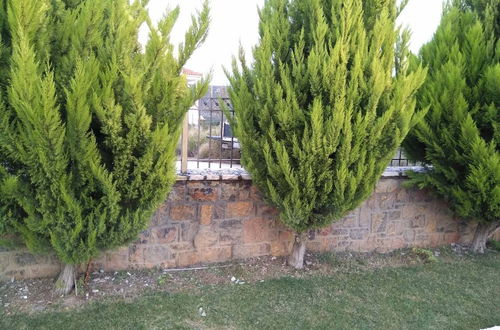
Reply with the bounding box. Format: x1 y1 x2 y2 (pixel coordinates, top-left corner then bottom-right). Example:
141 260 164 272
0 243 476 315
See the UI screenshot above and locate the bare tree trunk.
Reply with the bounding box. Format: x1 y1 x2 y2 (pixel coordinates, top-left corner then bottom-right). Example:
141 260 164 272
288 232 307 269
55 264 76 295
470 222 499 253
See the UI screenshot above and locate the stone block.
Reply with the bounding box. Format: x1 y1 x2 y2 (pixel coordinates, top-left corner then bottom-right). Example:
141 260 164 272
199 246 232 263
279 230 294 241
237 181 253 200
395 189 409 203
332 228 349 236
177 251 200 267
388 210 401 221
170 204 197 221
199 204 213 225
227 201 254 218
379 193 396 210
350 228 369 240
188 184 218 201
322 237 340 250
167 183 186 202
305 241 322 252
386 221 405 236
243 217 272 243
317 227 331 236
371 213 388 233
444 232 460 244
213 202 226 219
219 220 243 246
142 245 173 265
403 229 416 242
14 252 37 267
249 185 262 200
410 214 425 228
194 227 219 248
375 179 399 193
358 208 371 228
151 203 169 226
233 243 270 259
169 242 194 251
341 216 358 228
105 247 129 270
179 222 199 242
220 182 239 201
270 241 290 256
128 244 143 264
150 226 177 244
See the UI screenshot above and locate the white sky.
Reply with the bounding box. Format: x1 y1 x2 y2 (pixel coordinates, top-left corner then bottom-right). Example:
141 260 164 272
140 0 446 85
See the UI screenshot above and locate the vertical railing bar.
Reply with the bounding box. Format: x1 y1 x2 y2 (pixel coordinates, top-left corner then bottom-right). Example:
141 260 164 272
220 105 224 169
229 105 234 168
197 101 201 169
181 113 189 173
208 96 212 169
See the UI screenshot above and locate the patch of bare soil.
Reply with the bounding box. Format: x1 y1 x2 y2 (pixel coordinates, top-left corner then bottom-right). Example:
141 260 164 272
0 245 471 315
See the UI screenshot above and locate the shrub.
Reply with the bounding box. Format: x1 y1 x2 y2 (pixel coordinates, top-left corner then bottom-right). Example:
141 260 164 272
226 0 426 268
0 0 209 293
402 0 499 253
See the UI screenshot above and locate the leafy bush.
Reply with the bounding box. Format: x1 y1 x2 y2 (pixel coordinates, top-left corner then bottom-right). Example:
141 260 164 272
226 0 426 268
0 0 209 293
403 0 499 253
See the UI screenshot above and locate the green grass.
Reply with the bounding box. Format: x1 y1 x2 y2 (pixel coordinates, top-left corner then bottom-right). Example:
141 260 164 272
2 253 499 330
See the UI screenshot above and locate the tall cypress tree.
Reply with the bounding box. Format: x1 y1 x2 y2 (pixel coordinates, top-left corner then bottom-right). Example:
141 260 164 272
226 0 426 268
0 0 209 293
403 0 499 253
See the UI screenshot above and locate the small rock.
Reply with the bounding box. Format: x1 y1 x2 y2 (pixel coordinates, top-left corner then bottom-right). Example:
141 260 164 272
239 281 245 285
99 269 104 273
127 272 132 276
198 307 207 317
230 276 236 282
104 276 110 280
22 296 28 299
92 289 99 293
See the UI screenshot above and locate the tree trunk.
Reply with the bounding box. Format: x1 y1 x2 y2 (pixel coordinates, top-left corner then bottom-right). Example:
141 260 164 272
55 264 76 295
288 233 307 269
470 222 499 253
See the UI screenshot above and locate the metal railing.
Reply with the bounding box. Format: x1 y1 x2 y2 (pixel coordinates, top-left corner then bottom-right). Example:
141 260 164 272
177 86 417 172
177 86 241 172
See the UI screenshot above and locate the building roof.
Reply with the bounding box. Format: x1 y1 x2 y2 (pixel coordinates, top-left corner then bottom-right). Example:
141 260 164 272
182 68 203 76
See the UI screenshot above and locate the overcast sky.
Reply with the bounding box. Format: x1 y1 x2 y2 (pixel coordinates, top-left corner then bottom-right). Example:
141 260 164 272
140 0 446 85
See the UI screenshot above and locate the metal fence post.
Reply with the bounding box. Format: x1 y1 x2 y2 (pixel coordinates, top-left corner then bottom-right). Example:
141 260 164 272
181 113 189 173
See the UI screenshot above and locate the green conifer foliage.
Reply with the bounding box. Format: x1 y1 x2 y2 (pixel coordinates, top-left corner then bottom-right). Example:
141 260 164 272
403 0 499 253
226 0 426 267
0 0 209 291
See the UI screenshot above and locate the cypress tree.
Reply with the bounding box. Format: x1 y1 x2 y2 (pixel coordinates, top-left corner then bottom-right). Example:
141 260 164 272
226 0 426 268
0 0 209 293
403 0 499 253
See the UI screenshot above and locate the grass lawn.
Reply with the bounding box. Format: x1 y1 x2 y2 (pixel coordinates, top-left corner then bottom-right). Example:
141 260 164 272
1 251 499 330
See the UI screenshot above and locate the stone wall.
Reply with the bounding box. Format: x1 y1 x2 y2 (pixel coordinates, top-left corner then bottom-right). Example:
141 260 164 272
0 176 479 280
